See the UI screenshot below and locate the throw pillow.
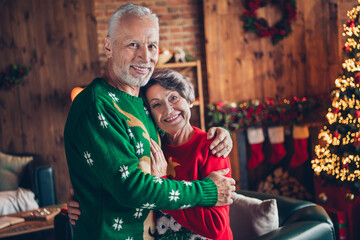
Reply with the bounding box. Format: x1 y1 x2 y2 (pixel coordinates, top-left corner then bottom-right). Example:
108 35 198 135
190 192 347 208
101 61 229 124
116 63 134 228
0 152 33 191
229 193 279 239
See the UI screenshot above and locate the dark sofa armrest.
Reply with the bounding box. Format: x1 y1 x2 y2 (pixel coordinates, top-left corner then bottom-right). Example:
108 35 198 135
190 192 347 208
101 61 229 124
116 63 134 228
257 222 335 240
238 190 335 240
34 166 57 207
19 160 35 190
283 204 332 226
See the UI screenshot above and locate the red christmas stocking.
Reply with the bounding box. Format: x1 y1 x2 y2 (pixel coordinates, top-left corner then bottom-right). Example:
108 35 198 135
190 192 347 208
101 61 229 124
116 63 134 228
247 127 265 169
268 126 287 164
290 125 309 167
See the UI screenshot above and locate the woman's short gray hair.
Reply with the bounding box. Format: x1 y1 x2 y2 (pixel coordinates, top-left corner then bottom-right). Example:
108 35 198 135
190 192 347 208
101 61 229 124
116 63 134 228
142 69 195 104
108 3 159 40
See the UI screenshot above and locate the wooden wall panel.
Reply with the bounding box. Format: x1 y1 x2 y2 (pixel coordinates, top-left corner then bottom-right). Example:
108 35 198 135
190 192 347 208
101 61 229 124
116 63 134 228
0 0 349 203
0 0 100 203
204 0 342 103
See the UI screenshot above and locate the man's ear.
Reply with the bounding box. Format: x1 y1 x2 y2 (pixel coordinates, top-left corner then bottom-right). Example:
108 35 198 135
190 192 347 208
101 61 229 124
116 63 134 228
104 36 113 58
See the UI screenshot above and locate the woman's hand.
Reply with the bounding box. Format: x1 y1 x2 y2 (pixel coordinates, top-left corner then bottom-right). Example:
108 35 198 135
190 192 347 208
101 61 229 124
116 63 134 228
207 127 233 158
150 139 168 177
206 168 236 206
67 188 81 226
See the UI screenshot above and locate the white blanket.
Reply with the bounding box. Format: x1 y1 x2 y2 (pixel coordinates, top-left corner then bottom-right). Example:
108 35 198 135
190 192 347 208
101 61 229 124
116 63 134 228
0 188 39 215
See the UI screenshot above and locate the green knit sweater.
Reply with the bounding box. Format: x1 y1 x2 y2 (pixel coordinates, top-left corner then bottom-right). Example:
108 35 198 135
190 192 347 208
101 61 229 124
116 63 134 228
64 78 218 240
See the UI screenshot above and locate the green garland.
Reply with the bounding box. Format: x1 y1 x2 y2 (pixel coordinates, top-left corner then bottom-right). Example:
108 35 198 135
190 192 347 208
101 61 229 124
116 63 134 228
0 64 31 89
207 97 323 131
242 0 297 44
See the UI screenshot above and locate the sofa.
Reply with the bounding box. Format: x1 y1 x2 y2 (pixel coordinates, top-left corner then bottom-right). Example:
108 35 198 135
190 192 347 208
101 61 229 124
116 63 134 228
232 190 335 240
55 189 335 240
0 150 57 215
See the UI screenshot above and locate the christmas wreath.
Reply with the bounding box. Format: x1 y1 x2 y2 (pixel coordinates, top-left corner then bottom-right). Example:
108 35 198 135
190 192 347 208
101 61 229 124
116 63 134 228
242 0 297 44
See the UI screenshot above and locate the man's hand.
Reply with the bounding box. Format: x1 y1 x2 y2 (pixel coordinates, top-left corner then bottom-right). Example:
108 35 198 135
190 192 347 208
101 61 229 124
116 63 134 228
207 127 233 158
68 188 81 226
150 139 168 177
206 168 236 206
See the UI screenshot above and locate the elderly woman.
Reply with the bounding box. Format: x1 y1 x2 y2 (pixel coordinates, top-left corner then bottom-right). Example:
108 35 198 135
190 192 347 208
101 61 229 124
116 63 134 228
68 68 233 239
143 69 233 240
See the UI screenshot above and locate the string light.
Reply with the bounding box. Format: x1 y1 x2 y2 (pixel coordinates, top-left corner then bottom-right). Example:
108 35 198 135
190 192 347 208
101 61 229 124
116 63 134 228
312 2 360 184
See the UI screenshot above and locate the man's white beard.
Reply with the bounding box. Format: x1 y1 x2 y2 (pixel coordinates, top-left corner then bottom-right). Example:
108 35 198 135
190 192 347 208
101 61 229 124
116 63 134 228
120 68 153 87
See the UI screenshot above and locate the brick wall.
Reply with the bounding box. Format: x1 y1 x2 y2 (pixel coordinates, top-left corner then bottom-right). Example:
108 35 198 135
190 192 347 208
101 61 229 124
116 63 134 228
94 0 206 73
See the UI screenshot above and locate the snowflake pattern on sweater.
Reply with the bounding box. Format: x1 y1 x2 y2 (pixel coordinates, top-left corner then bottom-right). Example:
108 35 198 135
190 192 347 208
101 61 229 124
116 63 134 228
113 218 123 231
154 211 206 240
83 151 94 166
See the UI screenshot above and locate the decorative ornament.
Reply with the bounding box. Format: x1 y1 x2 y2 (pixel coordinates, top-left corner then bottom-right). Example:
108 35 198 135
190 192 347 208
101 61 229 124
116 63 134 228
355 110 360 118
317 192 328 204
354 132 360 147
157 48 173 65
333 130 339 138
332 90 340 101
334 108 339 114
268 126 287 164
207 97 320 130
247 127 265 169
174 47 187 63
355 72 360 84
346 192 355 201
0 64 31 90
347 19 355 28
356 52 360 65
242 0 297 44
290 125 310 167
343 45 350 52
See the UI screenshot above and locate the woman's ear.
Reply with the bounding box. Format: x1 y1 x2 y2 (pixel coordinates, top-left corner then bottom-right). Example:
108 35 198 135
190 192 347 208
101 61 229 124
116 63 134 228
104 36 113 58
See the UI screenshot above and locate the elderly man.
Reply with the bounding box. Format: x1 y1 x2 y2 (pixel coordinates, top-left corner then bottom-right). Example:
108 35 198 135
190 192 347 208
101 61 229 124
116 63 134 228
64 3 235 239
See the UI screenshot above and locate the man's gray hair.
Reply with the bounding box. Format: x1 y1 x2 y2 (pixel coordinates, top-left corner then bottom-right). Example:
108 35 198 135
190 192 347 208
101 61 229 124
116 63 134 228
108 3 159 40
142 69 195 104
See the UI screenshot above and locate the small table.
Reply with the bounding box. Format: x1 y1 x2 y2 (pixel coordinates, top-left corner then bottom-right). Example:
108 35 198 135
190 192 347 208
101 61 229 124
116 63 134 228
0 204 64 239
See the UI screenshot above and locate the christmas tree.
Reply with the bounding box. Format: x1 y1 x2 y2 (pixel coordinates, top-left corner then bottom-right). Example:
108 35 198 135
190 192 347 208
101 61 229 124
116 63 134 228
312 0 360 193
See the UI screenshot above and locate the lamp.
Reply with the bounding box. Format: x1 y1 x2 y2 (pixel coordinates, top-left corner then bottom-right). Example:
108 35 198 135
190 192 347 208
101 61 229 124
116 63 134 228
71 87 84 102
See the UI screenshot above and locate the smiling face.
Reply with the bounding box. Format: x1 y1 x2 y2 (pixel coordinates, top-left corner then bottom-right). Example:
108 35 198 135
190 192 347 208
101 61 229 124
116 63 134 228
145 84 193 136
104 14 159 89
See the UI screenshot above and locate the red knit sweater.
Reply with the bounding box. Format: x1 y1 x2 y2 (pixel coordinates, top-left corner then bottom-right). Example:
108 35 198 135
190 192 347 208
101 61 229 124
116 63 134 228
162 127 233 240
